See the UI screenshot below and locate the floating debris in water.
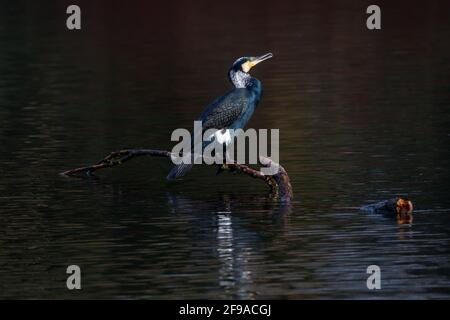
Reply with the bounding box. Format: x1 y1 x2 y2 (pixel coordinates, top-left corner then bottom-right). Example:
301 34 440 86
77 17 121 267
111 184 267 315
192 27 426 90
361 198 413 225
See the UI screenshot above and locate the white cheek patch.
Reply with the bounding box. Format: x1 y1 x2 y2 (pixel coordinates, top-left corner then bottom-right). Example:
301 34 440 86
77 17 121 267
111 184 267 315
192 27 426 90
209 129 233 146
242 62 251 73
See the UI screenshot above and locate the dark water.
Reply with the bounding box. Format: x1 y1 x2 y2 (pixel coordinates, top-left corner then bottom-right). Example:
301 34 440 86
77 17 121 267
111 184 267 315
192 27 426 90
1 0 450 299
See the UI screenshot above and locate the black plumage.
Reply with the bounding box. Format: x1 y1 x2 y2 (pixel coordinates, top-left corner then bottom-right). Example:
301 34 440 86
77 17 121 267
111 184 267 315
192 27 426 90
167 53 273 180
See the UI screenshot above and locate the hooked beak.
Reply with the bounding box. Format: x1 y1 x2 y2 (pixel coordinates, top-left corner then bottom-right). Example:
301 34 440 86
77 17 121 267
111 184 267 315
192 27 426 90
252 52 274 65
242 53 273 72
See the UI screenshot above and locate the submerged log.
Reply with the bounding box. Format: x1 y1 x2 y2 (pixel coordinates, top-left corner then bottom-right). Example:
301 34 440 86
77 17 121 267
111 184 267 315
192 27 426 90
360 197 413 224
60 149 293 203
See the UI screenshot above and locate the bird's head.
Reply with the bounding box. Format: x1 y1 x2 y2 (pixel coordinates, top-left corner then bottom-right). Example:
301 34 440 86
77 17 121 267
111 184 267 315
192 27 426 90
230 53 273 74
228 53 273 88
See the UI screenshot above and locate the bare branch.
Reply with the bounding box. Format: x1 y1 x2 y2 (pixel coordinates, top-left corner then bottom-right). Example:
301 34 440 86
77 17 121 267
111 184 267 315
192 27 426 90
60 149 293 202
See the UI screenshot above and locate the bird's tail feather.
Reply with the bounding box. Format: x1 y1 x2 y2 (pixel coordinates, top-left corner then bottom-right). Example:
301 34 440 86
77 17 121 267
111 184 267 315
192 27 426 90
166 163 194 180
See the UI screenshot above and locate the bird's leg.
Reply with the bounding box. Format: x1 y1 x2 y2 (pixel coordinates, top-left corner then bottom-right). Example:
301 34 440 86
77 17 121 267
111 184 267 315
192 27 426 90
216 164 226 175
215 151 229 175
224 148 233 165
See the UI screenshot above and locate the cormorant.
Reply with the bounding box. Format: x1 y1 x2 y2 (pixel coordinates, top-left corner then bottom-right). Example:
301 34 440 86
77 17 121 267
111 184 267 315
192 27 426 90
167 53 273 180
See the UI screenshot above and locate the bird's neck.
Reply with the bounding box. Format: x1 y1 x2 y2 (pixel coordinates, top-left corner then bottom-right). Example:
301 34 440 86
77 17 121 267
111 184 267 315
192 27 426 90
228 70 260 90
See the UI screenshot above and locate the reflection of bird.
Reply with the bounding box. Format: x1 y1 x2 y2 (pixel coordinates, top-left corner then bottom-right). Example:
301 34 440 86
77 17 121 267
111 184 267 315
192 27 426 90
167 53 273 180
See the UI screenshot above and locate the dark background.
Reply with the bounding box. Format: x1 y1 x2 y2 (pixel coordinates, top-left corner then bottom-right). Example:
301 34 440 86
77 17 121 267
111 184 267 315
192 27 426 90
0 0 449 298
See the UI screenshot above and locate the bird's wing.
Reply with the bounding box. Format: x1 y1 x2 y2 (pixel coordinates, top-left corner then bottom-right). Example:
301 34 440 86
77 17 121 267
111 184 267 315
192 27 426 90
198 89 250 130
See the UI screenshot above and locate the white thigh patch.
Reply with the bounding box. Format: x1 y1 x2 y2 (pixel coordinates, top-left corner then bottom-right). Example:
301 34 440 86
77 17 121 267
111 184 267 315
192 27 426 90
210 129 233 146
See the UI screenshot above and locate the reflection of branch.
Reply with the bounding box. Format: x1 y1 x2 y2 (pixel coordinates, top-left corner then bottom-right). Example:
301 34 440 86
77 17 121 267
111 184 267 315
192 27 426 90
60 149 293 202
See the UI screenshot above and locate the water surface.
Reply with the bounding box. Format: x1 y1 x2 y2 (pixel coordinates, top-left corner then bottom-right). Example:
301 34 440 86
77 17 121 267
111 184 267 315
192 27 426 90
1 0 450 299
